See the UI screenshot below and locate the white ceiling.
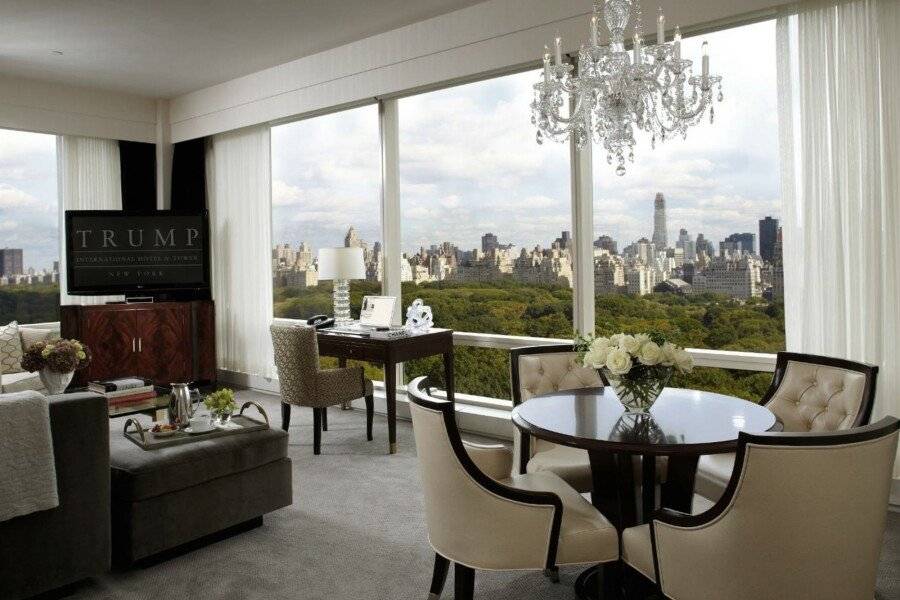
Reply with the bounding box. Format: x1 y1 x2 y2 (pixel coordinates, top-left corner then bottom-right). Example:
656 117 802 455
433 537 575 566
0 0 488 98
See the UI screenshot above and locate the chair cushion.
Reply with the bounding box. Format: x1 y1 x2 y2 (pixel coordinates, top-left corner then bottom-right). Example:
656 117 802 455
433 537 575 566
623 495 716 582
765 360 867 432
694 452 736 502
1 370 45 393
503 471 618 566
623 524 655 580
20 325 58 351
527 444 593 493
110 427 289 501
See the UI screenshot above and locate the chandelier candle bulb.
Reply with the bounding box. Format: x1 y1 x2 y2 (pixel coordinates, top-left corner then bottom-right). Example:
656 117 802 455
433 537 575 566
591 15 598 46
674 26 681 60
657 11 665 45
702 41 710 81
554 36 562 65
543 47 551 83
633 35 642 65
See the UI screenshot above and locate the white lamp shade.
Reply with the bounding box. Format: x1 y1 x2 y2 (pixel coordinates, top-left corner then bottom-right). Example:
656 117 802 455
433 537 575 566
318 247 366 280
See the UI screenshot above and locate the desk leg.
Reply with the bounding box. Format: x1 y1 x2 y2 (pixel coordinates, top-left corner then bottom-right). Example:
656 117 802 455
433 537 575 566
339 358 351 410
443 348 455 403
386 361 397 454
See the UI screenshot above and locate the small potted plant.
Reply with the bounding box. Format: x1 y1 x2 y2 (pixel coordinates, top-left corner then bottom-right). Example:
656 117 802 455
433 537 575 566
204 388 236 426
21 338 92 395
576 332 694 414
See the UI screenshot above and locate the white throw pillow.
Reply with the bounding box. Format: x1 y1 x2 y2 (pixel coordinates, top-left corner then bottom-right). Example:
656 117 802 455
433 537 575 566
1 321 24 375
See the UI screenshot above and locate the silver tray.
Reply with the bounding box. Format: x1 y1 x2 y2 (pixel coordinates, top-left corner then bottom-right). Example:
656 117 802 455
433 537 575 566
123 401 269 450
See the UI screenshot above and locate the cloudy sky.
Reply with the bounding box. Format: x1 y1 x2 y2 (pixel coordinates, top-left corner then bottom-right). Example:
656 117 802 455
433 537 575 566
272 19 779 256
0 129 58 272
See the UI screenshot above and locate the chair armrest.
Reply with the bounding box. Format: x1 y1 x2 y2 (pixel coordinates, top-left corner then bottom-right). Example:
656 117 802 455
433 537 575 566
316 366 366 405
463 440 513 480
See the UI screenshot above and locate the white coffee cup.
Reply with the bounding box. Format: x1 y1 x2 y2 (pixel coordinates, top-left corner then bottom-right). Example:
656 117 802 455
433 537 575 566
190 415 213 433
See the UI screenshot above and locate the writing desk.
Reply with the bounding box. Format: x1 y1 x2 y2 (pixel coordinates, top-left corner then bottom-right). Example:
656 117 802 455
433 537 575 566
316 328 455 454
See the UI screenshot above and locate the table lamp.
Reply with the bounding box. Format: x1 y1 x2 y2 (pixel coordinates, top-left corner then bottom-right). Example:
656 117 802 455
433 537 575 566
317 247 366 325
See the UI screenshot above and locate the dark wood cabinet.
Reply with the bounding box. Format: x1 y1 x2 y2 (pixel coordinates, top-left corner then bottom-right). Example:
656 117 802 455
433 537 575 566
61 301 215 387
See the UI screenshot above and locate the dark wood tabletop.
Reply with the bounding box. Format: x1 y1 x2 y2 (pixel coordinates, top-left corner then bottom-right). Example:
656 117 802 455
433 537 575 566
512 386 778 456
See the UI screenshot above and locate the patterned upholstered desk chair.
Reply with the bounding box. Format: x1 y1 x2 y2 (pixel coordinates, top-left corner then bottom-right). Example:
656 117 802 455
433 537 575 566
510 344 605 492
270 324 374 455
622 417 898 600
407 377 619 600
695 352 878 501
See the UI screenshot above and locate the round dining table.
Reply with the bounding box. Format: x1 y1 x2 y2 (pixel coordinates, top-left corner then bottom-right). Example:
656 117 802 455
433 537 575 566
511 385 778 599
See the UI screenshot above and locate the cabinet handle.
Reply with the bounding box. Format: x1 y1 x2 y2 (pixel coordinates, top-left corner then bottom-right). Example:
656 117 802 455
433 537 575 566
132 338 136 353
138 338 142 353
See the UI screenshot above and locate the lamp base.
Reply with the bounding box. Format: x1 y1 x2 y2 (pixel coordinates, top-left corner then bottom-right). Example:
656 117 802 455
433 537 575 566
333 279 352 325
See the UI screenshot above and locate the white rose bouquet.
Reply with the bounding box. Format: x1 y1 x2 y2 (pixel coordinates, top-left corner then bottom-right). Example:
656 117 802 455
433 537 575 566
575 332 693 413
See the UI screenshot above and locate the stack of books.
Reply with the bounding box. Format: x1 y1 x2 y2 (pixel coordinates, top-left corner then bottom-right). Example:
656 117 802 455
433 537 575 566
89 377 161 414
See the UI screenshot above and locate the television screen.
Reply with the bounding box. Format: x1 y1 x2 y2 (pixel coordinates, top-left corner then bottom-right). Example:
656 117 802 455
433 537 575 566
65 210 210 295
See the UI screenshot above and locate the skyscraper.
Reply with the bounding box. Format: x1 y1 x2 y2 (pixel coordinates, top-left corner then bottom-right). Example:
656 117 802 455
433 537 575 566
651 193 667 249
723 232 756 255
758 216 779 263
0 248 23 277
481 232 499 253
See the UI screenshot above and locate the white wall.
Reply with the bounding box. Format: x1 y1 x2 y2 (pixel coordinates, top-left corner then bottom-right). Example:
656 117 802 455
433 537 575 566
0 74 157 142
169 0 782 142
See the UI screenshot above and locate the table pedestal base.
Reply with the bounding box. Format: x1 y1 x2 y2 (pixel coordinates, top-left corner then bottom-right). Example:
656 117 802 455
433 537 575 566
574 563 659 600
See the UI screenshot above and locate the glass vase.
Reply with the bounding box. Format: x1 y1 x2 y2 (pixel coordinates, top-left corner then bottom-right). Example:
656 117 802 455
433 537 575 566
600 366 673 414
212 410 232 426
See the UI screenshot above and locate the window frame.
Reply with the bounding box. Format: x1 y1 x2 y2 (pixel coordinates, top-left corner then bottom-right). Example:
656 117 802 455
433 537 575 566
266 16 783 404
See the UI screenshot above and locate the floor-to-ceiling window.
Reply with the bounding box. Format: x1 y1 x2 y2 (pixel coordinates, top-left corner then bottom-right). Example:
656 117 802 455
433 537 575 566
270 105 383 379
591 20 782 400
398 70 572 399
0 128 60 324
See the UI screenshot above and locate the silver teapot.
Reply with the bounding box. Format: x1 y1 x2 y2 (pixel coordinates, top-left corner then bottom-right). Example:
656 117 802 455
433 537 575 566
168 382 201 428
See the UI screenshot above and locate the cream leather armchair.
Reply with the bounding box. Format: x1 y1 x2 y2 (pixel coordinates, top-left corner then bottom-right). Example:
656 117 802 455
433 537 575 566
407 377 619 600
622 417 898 600
695 352 878 501
510 344 604 492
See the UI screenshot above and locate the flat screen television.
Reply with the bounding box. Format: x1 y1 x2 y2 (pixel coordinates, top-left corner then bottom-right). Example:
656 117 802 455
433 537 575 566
64 210 210 296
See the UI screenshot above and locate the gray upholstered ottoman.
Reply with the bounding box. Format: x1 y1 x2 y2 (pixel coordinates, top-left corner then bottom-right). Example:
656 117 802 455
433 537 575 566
109 426 292 565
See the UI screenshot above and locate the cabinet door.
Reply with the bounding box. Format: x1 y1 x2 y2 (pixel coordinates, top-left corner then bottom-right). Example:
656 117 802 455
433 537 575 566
82 309 137 382
136 305 191 384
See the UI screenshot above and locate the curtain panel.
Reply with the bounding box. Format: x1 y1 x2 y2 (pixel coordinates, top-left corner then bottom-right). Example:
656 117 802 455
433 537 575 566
206 126 274 378
56 136 124 305
777 0 900 477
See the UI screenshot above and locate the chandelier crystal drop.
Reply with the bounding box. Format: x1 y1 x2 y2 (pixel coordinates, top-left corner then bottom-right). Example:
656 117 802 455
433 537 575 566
531 0 723 175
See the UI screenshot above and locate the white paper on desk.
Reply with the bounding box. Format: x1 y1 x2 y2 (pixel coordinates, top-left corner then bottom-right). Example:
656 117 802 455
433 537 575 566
360 296 396 327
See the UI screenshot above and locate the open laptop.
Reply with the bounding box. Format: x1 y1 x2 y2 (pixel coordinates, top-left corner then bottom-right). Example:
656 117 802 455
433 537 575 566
329 296 396 335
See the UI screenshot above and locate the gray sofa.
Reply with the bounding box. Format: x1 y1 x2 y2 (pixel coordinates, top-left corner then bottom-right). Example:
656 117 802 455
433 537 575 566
0 391 110 600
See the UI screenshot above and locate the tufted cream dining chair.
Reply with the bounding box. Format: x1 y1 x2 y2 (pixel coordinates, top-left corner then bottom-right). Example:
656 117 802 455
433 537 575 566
622 417 898 600
270 324 374 455
510 344 605 492
407 377 619 600
695 352 878 501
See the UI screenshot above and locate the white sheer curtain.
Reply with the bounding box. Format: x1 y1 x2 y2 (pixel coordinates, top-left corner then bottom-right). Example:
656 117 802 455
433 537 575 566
777 0 900 478
57 135 124 305
206 125 275 378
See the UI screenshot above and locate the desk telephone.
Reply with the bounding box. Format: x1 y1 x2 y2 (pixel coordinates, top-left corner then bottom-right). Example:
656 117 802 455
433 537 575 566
306 315 335 329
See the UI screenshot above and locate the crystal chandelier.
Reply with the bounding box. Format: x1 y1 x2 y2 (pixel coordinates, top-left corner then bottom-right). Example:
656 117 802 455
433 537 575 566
531 0 723 175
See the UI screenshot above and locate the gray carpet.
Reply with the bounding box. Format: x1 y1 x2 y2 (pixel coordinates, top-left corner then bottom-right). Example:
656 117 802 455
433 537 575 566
66 390 898 599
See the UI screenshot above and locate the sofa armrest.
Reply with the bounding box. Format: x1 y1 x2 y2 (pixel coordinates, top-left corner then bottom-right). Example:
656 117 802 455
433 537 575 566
0 390 110 600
